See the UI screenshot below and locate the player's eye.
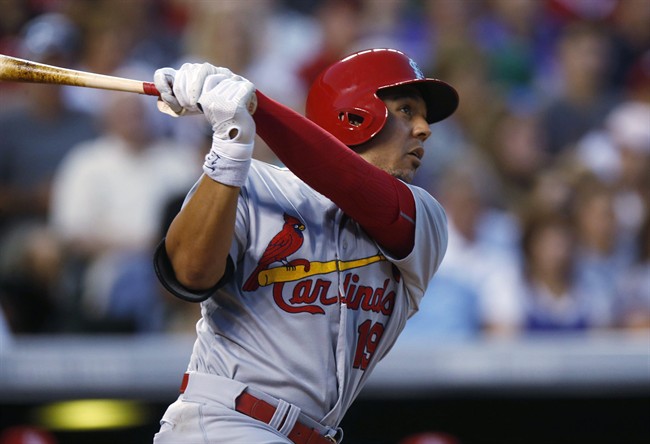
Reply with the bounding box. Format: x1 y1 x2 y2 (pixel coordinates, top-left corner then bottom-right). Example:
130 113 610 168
399 104 413 117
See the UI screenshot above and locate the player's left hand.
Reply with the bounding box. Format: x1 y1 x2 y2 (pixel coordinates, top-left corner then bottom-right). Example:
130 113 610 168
154 63 234 116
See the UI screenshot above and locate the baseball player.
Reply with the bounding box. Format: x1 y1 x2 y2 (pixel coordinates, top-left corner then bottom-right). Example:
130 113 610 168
152 48 458 443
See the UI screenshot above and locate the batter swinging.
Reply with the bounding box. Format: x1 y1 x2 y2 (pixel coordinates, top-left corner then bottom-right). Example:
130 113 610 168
152 48 458 443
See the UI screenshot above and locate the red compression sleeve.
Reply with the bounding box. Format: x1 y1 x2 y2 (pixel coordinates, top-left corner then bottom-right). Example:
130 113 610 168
253 91 416 258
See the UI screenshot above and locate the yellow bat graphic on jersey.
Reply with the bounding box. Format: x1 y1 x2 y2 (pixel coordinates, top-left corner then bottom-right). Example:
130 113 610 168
257 254 386 287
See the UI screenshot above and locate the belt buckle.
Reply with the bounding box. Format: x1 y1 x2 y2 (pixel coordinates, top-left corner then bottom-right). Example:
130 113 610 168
324 431 341 444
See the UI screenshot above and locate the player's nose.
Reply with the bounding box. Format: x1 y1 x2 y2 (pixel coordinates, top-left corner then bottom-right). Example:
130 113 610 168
412 115 431 141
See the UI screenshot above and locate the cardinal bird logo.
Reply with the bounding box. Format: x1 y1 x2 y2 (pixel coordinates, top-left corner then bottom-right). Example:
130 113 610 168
242 213 306 291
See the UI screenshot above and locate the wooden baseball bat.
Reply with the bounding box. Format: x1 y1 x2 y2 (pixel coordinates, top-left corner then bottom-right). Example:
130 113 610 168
0 54 159 95
0 54 258 114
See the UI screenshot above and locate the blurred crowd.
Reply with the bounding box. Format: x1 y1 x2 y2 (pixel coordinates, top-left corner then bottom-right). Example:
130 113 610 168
0 0 648 339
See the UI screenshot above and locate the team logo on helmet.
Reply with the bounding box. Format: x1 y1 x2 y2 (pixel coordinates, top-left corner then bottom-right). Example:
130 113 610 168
409 58 424 80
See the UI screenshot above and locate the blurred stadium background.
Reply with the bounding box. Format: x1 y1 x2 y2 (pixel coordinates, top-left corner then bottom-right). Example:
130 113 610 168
1 1 649 443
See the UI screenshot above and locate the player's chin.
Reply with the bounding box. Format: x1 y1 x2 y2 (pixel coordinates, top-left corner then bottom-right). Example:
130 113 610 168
390 168 415 183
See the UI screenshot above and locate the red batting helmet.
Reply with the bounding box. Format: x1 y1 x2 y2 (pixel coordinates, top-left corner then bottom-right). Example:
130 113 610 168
306 48 459 146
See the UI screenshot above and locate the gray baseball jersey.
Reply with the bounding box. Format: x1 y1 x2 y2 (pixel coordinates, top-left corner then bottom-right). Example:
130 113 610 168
183 159 448 428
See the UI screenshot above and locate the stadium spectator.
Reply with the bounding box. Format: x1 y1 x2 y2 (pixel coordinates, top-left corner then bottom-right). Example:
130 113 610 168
540 21 620 157
615 214 650 330
48 72 199 330
0 13 97 238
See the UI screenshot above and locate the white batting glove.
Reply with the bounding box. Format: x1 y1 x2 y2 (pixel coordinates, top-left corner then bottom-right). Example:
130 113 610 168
153 63 234 116
200 75 256 187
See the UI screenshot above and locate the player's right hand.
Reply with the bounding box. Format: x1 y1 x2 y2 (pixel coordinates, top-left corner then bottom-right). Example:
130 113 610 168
154 63 234 116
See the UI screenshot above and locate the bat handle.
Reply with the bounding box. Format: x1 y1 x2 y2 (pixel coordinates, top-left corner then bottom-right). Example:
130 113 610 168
142 81 160 96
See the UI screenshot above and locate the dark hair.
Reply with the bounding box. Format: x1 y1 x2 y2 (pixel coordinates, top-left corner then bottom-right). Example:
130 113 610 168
519 209 574 278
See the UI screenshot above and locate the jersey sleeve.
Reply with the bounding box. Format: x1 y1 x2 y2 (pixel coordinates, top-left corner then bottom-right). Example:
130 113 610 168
380 185 448 317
